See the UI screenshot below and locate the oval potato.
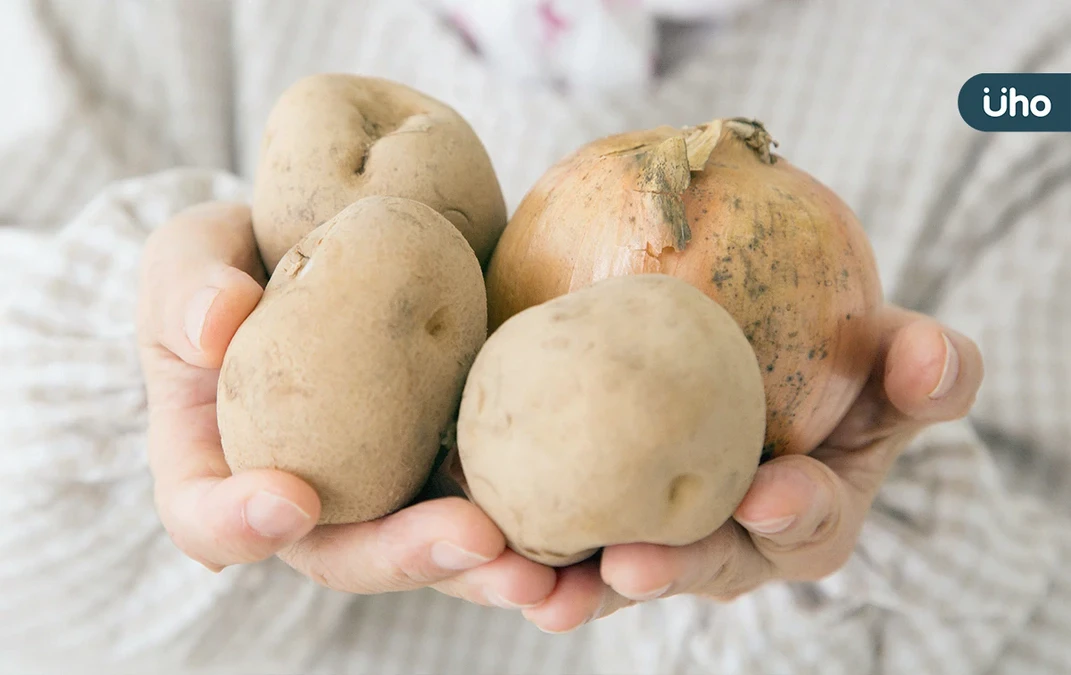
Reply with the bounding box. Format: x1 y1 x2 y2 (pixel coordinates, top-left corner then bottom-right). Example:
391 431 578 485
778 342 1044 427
456 274 766 566
219 196 488 525
253 73 508 272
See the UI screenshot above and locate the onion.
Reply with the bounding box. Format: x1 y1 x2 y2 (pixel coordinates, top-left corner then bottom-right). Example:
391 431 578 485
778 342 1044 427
485 118 884 458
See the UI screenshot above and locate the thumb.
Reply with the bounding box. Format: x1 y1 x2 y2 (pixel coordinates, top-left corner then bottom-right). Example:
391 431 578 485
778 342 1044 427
138 201 266 371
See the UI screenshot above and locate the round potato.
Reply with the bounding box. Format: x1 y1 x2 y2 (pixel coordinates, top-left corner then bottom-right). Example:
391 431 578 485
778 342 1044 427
456 274 766 566
252 73 508 272
218 196 488 525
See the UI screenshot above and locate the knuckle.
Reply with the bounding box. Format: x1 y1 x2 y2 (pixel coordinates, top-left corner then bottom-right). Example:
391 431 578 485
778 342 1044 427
810 510 840 545
159 507 218 570
373 522 444 589
429 578 479 604
136 231 182 346
387 552 438 588
694 537 759 600
140 225 178 281
281 538 350 592
278 531 427 595
696 555 732 592
308 558 346 591
153 486 235 570
759 510 857 583
701 562 767 602
153 491 185 546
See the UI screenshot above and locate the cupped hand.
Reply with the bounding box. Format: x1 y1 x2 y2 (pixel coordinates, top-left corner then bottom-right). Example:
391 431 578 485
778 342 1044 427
521 306 985 633
136 201 554 610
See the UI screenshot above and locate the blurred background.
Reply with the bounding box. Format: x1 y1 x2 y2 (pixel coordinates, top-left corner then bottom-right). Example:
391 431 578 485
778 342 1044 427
1 1 1069 674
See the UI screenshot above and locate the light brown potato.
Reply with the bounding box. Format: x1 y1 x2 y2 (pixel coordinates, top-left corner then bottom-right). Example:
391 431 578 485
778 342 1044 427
252 73 508 273
218 196 488 525
456 274 766 566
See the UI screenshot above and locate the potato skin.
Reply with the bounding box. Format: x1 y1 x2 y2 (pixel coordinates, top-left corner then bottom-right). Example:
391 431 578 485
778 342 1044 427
253 73 508 273
218 196 488 525
456 274 766 566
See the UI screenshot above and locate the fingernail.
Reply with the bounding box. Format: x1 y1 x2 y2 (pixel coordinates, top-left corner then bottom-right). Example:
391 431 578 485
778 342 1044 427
929 333 960 399
185 286 221 351
620 582 672 602
244 491 311 539
484 588 540 610
536 624 572 635
430 541 493 571
738 514 796 535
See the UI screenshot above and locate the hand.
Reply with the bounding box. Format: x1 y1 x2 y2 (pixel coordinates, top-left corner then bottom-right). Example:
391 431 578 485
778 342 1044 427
136 201 554 609
521 306 985 633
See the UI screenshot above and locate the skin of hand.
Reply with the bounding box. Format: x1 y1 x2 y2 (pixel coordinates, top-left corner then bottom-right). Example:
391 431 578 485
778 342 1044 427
136 201 556 611
520 306 985 633
137 201 984 633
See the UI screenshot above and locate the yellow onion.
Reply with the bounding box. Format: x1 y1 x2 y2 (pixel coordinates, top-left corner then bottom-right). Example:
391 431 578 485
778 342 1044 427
485 119 884 458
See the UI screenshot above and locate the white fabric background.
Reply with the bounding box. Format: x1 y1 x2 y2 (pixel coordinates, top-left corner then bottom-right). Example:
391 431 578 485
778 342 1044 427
1 1 1069 673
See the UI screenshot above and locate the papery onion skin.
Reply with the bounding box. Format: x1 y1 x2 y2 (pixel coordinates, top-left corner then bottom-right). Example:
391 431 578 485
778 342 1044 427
485 119 884 458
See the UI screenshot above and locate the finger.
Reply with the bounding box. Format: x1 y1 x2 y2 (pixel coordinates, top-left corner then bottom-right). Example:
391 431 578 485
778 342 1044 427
602 453 856 600
601 443 914 600
732 454 858 580
148 403 321 570
883 324 983 423
135 201 310 570
826 309 983 448
522 559 634 633
137 201 266 371
433 548 558 609
279 497 507 594
601 522 773 602
732 455 834 543
739 437 915 581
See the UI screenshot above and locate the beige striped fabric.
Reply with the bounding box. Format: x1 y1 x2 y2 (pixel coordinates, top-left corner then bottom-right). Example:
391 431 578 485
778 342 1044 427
1 1 1069 673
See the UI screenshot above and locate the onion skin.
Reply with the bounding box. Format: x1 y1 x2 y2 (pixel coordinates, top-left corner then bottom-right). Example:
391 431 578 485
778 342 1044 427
485 119 884 458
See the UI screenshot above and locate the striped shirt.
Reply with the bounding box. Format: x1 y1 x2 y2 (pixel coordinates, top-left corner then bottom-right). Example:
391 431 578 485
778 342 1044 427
1 1 1069 673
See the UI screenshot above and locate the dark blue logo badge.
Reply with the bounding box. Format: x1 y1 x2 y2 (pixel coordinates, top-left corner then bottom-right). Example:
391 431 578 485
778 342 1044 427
958 73 1070 132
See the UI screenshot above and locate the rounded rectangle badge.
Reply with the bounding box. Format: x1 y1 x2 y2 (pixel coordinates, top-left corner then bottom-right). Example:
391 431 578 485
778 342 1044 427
959 73 1071 132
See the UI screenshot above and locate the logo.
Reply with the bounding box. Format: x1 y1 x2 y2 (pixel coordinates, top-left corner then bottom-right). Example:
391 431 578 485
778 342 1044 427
958 73 1070 132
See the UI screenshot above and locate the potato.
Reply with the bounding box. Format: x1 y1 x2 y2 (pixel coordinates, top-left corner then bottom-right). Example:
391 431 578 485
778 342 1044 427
456 274 766 566
252 73 508 273
218 196 488 525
